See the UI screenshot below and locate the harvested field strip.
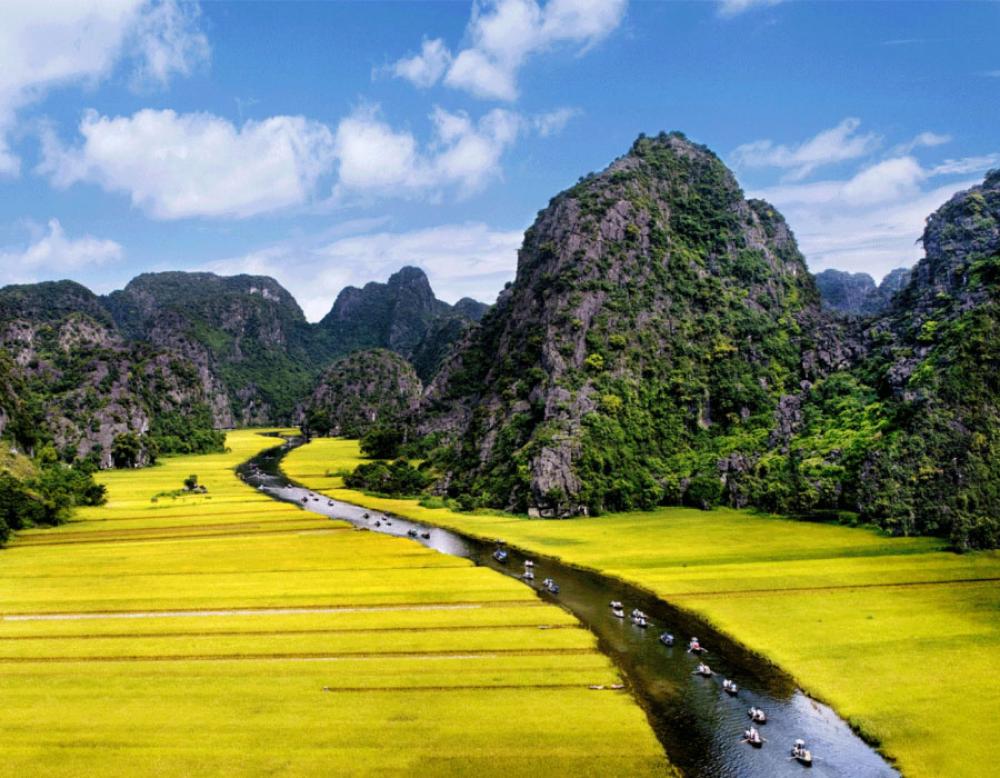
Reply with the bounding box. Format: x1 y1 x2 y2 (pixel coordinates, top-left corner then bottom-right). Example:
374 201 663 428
668 575 1000 598
12 524 337 547
0 648 596 664
0 562 473 581
2 601 541 620
0 623 577 641
18 516 332 540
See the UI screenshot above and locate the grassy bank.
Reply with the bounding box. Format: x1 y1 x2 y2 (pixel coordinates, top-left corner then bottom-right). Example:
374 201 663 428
0 430 666 776
285 437 1000 777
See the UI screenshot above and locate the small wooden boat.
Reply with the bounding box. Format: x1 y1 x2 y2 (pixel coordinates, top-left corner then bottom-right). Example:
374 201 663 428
609 600 622 610
542 578 559 594
695 663 712 677
611 605 625 619
659 632 674 646
492 549 509 564
723 679 739 695
523 569 535 581
748 707 767 724
632 615 648 628
407 529 418 538
791 740 813 766
420 531 431 539
743 727 763 747
687 637 706 654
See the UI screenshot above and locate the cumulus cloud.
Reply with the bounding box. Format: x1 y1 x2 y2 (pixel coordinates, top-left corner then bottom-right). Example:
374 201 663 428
207 222 523 321
391 0 627 101
731 118 881 181
40 109 337 219
0 219 123 285
717 0 783 17
753 153 998 280
389 38 452 88
0 1 208 176
333 105 521 199
128 0 210 89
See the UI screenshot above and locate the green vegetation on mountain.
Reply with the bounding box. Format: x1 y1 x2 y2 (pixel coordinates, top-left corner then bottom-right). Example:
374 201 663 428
416 134 1000 548
302 348 422 438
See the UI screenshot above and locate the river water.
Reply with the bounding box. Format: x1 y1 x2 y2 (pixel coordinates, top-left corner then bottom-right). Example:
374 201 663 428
239 439 897 778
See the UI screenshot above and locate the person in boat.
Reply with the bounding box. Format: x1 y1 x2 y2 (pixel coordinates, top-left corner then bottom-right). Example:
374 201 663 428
659 632 674 645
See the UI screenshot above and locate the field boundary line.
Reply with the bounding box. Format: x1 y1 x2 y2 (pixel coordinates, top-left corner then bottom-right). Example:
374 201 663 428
667 575 1000 599
1 600 543 620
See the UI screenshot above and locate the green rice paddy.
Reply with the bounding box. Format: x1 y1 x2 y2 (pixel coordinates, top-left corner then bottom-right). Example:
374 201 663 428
0 430 667 777
286 436 1000 778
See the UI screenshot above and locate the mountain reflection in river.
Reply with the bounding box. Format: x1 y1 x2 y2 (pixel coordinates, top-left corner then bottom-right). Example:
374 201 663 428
241 442 897 778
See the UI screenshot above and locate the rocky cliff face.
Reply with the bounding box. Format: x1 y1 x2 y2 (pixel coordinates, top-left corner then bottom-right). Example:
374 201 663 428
850 169 1000 547
421 132 827 515
302 349 422 438
417 137 999 548
105 272 322 425
814 268 912 316
0 282 222 467
317 267 487 381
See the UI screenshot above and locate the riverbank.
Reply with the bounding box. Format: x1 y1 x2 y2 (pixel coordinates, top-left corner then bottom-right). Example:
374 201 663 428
0 430 666 776
284 436 1000 777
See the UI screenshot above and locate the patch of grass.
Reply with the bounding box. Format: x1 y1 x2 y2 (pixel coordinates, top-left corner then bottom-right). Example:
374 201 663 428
286 437 1000 778
0 430 667 777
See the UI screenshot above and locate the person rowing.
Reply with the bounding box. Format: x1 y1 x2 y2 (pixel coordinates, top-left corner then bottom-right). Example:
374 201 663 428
790 739 813 766
742 726 764 747
688 637 706 654
694 662 712 676
748 706 767 724
723 678 739 695
659 632 674 646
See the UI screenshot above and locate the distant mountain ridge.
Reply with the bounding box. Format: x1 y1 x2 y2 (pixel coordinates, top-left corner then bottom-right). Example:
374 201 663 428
0 267 487 466
814 267 912 316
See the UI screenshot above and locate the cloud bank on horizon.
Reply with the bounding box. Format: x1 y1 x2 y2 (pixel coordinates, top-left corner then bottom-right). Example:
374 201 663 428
0 0 997 316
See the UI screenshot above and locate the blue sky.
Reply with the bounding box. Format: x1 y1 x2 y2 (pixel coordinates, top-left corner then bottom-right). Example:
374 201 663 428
1 0 998 320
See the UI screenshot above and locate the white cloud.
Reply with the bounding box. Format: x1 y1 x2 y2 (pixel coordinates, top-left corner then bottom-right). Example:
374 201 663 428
892 131 951 155
207 222 523 321
930 154 1000 176
752 153 998 281
128 0 210 90
0 1 208 176
0 219 123 285
533 107 580 136
717 0 783 17
731 118 881 181
390 38 452 88
391 0 627 101
333 105 522 199
40 108 336 219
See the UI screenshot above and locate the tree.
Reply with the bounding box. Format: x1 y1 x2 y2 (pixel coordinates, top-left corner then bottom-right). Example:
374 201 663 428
360 426 402 459
184 474 198 491
111 433 143 468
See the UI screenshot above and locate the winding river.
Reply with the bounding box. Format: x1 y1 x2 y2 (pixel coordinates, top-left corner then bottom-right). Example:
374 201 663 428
240 438 897 778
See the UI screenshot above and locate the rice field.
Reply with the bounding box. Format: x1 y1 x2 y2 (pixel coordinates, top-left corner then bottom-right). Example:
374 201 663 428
0 430 668 777
286 436 1000 778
